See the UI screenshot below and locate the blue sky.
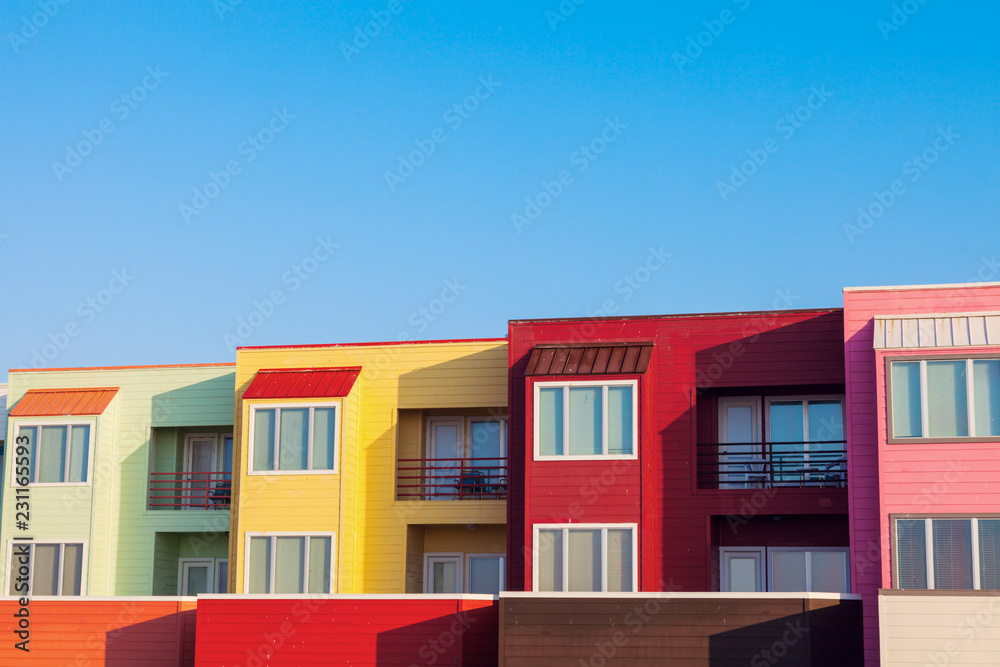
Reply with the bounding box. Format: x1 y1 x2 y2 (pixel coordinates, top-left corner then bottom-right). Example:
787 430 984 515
2 1 998 379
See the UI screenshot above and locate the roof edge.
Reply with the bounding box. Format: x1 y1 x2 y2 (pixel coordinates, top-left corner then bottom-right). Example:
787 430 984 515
845 281 1000 293
237 337 507 351
509 307 841 325
10 362 235 373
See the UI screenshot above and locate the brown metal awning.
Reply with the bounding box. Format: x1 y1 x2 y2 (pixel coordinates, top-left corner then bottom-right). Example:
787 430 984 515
525 344 652 376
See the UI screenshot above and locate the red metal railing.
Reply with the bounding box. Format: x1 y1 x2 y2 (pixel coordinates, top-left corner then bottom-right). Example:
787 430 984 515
148 472 232 509
696 441 848 489
397 457 507 500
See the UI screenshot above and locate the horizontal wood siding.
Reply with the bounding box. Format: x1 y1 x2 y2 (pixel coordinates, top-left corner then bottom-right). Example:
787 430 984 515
0 598 196 666
879 592 1000 665
509 311 847 593
500 594 862 666
195 596 498 665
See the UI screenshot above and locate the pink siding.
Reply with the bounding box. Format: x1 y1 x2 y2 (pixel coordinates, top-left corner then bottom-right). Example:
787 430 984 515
843 283 1000 667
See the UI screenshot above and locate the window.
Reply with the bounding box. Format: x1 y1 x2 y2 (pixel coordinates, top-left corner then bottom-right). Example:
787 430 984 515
249 404 338 473
534 381 637 459
889 358 1000 439
179 557 228 595
7 541 84 596
425 416 507 500
13 423 92 484
466 554 505 594
422 553 505 594
533 524 636 592
720 547 849 593
424 554 462 593
895 517 1000 590
245 533 333 594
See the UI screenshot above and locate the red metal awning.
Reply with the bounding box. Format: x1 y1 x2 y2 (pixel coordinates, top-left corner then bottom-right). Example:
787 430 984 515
525 344 653 376
9 387 119 416
242 367 361 400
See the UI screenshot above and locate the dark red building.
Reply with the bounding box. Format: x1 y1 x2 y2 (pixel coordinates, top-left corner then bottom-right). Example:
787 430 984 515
507 309 850 594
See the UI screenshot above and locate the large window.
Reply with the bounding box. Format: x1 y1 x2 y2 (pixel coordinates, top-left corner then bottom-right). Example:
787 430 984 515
895 517 1000 590
14 423 91 484
249 404 338 473
245 533 333 594
534 381 637 459
534 524 637 592
7 541 84 596
890 358 1000 439
720 547 849 593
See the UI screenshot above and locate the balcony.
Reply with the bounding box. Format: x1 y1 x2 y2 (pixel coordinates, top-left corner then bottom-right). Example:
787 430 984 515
148 472 232 510
397 457 507 500
696 441 847 489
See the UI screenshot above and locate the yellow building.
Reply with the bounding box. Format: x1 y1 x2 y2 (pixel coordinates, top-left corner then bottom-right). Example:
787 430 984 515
229 338 508 595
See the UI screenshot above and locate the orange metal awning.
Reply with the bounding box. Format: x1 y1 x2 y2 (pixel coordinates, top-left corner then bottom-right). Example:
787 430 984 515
242 367 361 400
9 387 119 417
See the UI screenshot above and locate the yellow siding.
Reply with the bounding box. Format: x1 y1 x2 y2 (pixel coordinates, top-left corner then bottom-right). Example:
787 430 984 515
232 340 508 594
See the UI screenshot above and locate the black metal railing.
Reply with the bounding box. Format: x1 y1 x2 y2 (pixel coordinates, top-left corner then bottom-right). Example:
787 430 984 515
696 441 847 489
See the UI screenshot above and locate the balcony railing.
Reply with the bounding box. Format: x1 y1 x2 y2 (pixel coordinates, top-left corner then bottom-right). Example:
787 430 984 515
696 442 847 490
397 457 507 500
149 472 232 510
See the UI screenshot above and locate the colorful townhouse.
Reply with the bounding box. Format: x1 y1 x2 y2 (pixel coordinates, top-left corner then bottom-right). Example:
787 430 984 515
1 363 235 596
506 308 852 595
229 338 508 595
843 281 1000 665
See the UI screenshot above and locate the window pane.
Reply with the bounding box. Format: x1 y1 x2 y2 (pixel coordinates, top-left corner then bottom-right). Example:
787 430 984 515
252 409 276 471
606 529 633 592
470 420 504 459
216 560 229 593
978 520 1000 589
728 556 759 592
432 561 458 594
891 362 922 438
308 537 332 594
974 360 1000 437
538 388 563 456
725 406 754 443
568 529 601 592
808 401 844 442
186 565 210 596
896 519 927 589
278 409 309 471
8 545 28 595
933 519 973 589
811 551 848 593
248 537 271 594
69 425 89 483
275 537 305 593
62 544 83 596
927 361 969 438
469 556 502 595
568 388 601 456
20 427 38 482
39 426 67 483
537 530 562 592
223 437 234 474
607 387 633 455
311 408 336 470
32 545 60 595
769 402 804 442
771 551 808 591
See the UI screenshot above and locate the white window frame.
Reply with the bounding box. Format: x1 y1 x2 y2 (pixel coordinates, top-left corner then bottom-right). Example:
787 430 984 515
465 553 506 594
10 419 96 486
719 546 850 593
243 532 336 594
533 380 639 461
889 357 1000 440
720 547 765 592
532 523 639 593
423 553 463 594
178 557 217 595
764 395 846 445
6 539 87 596
215 558 229 593
246 402 340 475
894 517 1000 590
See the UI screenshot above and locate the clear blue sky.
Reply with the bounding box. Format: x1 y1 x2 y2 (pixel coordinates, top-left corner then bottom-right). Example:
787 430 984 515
2 1 998 379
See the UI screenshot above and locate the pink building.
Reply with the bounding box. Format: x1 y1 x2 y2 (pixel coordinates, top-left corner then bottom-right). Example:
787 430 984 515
844 282 1000 665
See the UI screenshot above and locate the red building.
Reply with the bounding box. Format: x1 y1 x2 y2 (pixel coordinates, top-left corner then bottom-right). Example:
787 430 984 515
507 309 850 594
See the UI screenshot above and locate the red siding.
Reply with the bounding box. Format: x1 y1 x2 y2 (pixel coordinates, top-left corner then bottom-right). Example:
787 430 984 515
508 309 848 593
195 596 498 666
0 599 196 666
